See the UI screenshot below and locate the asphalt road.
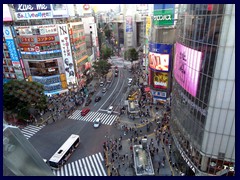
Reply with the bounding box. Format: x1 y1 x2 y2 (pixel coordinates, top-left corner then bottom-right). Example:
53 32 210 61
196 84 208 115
29 57 131 163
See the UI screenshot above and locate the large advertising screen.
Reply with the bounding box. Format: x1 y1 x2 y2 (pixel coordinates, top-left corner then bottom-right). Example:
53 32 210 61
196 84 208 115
152 71 168 89
148 52 169 72
58 24 76 85
174 43 202 97
126 16 133 32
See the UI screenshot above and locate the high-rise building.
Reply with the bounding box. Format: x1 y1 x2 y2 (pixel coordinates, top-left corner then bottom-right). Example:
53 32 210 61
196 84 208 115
171 4 235 176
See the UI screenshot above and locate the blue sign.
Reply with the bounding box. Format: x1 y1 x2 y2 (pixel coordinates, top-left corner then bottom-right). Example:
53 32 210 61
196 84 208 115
6 39 19 62
149 42 172 54
21 49 61 55
32 75 61 85
154 4 175 10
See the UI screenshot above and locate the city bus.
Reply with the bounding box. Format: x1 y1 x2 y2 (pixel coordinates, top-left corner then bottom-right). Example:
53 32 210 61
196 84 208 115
48 134 80 169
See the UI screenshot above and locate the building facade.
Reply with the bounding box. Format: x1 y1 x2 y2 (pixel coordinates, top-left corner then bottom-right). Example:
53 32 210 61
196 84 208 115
3 4 91 95
171 4 235 176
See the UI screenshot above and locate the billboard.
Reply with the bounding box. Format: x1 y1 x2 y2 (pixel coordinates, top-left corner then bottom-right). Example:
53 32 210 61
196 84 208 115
3 4 13 21
152 71 168 89
153 9 174 26
126 16 133 32
32 75 61 85
148 52 169 72
15 25 58 36
174 43 202 97
58 24 76 85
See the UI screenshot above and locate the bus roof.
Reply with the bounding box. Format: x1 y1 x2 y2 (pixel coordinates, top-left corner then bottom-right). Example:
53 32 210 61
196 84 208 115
49 134 80 163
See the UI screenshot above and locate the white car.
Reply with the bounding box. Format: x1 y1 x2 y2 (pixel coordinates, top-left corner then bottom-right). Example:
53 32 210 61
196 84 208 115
100 81 104 87
93 118 101 128
107 106 114 114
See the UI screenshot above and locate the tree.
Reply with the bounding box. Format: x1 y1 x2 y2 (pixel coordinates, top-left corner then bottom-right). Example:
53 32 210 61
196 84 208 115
100 46 113 60
92 60 112 77
129 48 139 60
3 80 47 122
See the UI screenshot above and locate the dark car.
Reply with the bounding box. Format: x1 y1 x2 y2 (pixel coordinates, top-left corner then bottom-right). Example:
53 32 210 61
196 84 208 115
85 98 92 106
95 96 101 102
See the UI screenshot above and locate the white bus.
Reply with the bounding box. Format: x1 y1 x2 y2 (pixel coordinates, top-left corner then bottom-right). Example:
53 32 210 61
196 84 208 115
48 134 80 169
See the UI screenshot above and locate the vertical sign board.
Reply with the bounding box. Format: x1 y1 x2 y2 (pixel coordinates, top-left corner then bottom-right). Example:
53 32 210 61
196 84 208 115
126 16 133 32
146 16 151 37
3 26 24 80
58 24 76 85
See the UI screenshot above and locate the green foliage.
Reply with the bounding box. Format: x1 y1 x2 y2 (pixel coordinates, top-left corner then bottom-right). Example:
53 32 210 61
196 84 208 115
100 46 112 60
124 48 139 62
3 80 47 120
92 60 112 77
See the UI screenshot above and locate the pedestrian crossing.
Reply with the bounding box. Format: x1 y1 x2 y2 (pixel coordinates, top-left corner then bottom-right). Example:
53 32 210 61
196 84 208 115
68 110 118 126
20 125 45 139
52 152 107 176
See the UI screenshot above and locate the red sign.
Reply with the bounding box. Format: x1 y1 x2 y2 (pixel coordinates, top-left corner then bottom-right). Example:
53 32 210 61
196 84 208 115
37 36 55 42
83 4 90 10
21 37 34 42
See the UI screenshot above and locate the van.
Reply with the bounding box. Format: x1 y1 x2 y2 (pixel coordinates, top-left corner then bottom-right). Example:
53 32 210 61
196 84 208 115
100 81 104 87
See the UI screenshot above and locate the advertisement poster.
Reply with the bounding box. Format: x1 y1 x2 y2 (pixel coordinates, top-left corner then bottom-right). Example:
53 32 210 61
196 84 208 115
15 25 57 35
173 43 202 97
153 9 174 26
32 75 61 85
13 4 52 12
58 24 76 85
148 52 169 72
153 72 168 89
126 16 133 32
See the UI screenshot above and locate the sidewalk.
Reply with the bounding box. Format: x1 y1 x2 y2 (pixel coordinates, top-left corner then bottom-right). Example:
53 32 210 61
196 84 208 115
104 103 179 176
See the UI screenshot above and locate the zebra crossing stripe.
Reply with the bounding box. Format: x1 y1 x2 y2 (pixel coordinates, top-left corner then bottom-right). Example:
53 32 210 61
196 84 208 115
84 112 96 122
92 154 102 176
74 111 82 120
60 166 64 176
71 162 77 176
64 164 68 176
78 159 85 176
109 116 117 125
104 114 114 125
21 128 39 133
98 152 104 161
21 130 33 136
82 158 89 176
95 153 107 176
89 155 98 176
85 157 94 176
75 161 81 176
57 169 60 176
68 163 73 176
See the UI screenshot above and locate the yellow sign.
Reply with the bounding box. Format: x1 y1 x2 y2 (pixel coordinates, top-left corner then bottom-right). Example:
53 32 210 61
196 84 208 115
146 16 151 36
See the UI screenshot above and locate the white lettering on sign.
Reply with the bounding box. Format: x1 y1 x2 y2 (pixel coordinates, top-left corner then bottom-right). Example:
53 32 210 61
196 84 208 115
36 4 48 10
18 4 34 11
153 15 171 21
